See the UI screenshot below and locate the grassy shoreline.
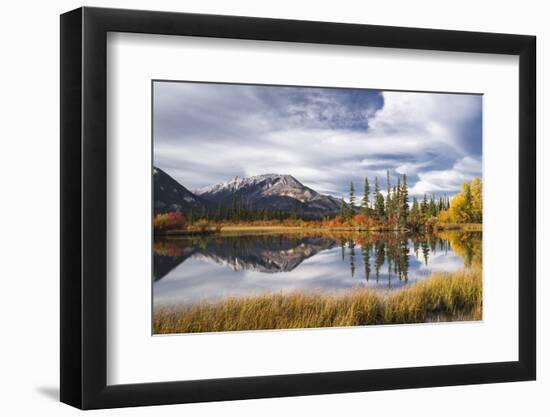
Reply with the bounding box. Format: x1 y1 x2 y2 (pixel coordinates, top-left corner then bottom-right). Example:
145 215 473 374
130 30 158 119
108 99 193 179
157 223 482 236
154 269 482 334
433 223 482 231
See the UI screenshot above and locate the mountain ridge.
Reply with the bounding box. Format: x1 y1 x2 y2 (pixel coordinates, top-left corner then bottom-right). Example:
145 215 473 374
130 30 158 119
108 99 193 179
154 167 342 217
196 173 341 217
153 167 214 214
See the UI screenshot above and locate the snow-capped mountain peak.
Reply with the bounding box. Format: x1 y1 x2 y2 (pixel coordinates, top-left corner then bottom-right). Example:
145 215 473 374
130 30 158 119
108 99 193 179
194 173 340 216
196 173 301 195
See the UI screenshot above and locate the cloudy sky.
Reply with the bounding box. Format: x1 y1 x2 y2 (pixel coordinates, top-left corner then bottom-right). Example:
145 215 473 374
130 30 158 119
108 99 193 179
153 81 482 200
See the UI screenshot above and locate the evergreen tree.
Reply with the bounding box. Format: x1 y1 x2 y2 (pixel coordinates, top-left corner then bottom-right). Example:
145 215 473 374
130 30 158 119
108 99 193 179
361 177 370 215
428 195 437 217
231 194 237 221
374 176 385 220
410 196 420 220
399 174 409 224
386 189 392 221
290 207 297 221
238 196 245 221
421 194 428 217
247 199 253 221
339 196 347 220
349 181 355 219
413 196 420 213
394 176 401 222
385 171 392 221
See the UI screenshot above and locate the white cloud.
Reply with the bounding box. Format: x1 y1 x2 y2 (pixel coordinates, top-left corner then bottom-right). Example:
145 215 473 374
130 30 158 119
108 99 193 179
154 84 482 198
409 156 482 196
368 91 481 156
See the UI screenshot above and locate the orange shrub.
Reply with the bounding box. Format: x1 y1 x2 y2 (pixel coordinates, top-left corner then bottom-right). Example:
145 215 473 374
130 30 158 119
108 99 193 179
153 210 187 232
352 213 368 225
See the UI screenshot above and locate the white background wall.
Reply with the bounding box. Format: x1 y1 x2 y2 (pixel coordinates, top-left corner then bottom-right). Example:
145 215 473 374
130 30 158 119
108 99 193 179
0 0 546 415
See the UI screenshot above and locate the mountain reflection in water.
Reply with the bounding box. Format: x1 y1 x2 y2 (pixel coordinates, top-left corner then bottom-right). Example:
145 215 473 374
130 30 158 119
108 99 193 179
153 231 481 307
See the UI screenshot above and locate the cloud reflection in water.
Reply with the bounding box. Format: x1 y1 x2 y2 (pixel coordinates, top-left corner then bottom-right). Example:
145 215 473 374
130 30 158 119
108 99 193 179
153 232 480 307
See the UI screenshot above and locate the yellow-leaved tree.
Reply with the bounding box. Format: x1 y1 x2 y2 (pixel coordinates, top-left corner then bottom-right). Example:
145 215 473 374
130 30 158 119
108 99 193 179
470 177 482 223
438 177 482 224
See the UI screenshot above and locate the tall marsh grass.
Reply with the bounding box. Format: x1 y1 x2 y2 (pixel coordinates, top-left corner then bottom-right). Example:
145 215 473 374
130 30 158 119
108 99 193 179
154 269 481 334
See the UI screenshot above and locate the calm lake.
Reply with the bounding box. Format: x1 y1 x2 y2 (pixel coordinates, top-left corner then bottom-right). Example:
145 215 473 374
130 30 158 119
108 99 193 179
153 231 482 308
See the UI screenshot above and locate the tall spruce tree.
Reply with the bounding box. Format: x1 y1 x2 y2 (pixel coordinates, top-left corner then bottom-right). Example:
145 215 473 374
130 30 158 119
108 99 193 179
399 174 409 224
395 176 401 222
421 193 428 217
290 207 297 221
428 195 437 217
238 196 245 221
231 194 237 221
374 176 385 220
349 181 355 219
385 171 392 221
362 177 370 215
339 196 347 220
411 196 419 219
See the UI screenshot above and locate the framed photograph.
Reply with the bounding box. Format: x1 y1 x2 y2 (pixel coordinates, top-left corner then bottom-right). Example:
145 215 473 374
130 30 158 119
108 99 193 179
60 7 536 409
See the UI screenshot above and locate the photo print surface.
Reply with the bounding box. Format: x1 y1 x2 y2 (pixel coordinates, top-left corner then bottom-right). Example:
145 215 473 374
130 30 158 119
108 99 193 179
152 81 483 335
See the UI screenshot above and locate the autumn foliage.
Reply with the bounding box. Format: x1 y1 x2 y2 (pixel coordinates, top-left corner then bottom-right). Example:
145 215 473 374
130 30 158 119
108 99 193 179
438 177 482 224
153 177 482 234
153 210 187 232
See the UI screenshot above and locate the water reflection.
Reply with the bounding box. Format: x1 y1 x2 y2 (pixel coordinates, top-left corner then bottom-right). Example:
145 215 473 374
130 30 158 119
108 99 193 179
154 235 337 280
153 231 481 307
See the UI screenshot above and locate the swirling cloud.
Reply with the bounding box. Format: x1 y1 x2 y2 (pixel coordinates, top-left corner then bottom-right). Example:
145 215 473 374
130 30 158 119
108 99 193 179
153 81 482 199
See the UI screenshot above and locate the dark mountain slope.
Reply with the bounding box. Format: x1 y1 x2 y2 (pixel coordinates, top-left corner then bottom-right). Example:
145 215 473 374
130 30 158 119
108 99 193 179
153 167 213 214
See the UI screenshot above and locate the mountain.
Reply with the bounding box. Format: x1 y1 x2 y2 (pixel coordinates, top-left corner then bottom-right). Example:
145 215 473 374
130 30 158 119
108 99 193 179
153 167 213 214
196 174 341 217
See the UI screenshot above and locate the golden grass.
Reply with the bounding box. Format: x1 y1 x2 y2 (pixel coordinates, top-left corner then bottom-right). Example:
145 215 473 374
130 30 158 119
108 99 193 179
154 269 482 334
435 223 483 231
160 223 482 236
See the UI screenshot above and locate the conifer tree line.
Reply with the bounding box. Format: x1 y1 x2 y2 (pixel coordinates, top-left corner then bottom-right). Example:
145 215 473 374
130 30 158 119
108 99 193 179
186 194 302 224
338 172 482 228
179 172 481 226
339 171 451 227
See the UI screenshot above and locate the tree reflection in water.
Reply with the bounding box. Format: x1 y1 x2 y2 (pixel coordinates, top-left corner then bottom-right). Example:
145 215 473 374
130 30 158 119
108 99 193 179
154 231 482 289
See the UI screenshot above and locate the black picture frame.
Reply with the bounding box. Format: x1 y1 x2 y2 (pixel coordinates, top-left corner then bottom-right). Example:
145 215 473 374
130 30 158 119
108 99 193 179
60 6 536 410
